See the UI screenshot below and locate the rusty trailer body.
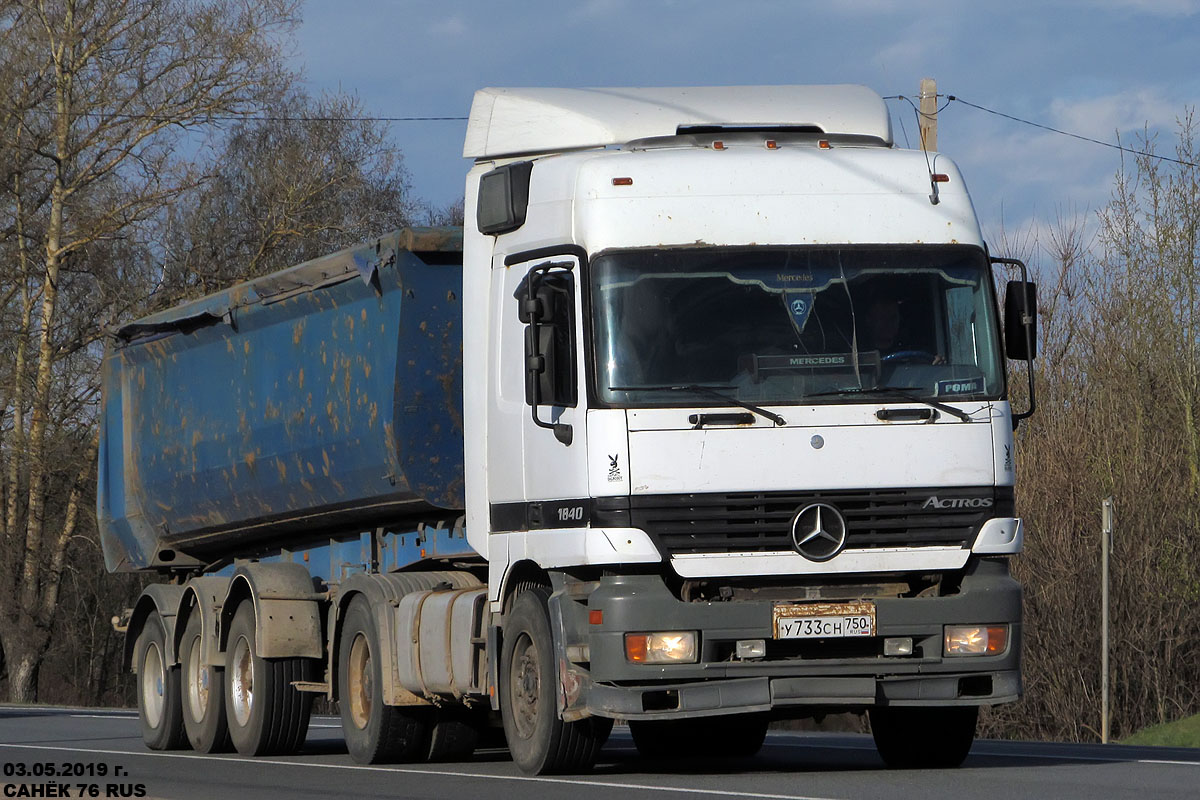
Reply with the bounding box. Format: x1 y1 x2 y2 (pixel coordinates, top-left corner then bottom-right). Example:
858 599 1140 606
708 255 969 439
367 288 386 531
98 227 466 572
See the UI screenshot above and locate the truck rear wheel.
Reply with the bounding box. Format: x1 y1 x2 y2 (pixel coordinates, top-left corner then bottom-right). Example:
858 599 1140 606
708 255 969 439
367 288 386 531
868 705 977 768
134 611 187 750
500 587 610 774
180 612 231 752
338 595 430 763
629 714 768 759
224 602 314 756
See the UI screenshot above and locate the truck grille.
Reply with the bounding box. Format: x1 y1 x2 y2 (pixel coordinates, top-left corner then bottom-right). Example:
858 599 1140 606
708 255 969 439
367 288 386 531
627 486 1010 556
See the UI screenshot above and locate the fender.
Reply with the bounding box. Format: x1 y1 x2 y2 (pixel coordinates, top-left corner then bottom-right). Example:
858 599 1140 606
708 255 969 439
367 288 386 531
219 562 324 660
174 576 232 668
124 584 185 671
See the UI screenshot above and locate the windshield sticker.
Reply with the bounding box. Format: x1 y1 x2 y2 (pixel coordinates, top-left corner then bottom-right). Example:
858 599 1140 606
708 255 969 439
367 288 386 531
784 291 814 334
936 377 984 396
755 352 881 374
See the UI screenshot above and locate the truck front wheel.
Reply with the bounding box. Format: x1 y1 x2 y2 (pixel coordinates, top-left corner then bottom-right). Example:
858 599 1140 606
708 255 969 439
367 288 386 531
868 705 978 768
224 601 314 756
338 595 430 763
180 612 231 752
500 587 610 774
134 611 187 750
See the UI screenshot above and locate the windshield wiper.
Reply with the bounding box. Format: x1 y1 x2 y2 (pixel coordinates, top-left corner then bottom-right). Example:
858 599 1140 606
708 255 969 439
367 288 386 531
609 384 787 427
809 385 973 423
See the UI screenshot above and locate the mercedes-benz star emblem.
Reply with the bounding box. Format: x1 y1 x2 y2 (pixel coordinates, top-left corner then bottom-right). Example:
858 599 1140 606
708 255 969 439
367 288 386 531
791 503 848 561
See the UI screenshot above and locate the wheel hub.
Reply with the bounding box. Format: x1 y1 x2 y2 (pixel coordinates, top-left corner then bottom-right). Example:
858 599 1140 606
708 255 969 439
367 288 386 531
230 634 254 727
141 641 165 728
347 633 373 730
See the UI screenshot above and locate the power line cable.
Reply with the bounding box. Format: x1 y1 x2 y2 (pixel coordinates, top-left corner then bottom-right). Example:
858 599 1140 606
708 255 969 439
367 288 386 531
886 94 1198 169
2 107 468 122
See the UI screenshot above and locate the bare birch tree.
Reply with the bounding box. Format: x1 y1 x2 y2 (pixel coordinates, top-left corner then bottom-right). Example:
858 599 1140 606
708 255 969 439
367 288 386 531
0 0 298 703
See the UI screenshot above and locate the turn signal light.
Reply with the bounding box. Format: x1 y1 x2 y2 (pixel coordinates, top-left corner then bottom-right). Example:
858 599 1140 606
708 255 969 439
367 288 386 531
625 632 698 664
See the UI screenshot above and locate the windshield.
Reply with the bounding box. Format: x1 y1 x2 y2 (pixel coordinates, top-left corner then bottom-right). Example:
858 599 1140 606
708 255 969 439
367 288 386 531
591 245 1003 407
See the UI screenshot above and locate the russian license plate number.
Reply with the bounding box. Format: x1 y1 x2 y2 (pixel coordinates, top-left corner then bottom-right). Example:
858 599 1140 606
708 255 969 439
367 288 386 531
773 602 876 639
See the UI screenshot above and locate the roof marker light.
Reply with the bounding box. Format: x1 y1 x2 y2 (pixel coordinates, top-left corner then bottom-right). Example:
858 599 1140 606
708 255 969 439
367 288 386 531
765 140 778 150
713 141 726 150
818 140 831 149
612 177 633 186
932 173 950 183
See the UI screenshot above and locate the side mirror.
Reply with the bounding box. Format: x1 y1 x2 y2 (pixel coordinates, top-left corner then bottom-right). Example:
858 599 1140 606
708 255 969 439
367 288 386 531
515 262 576 446
1004 280 1038 361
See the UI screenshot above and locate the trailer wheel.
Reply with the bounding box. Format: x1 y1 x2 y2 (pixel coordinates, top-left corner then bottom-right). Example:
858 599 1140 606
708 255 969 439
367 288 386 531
134 611 187 750
629 714 767 759
225 601 314 756
868 705 977 768
338 595 430 763
500 587 609 774
180 612 231 752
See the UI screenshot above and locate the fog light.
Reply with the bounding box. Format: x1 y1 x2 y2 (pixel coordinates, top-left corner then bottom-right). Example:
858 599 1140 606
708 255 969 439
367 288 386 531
735 639 766 660
944 625 1009 656
884 637 913 656
625 632 698 664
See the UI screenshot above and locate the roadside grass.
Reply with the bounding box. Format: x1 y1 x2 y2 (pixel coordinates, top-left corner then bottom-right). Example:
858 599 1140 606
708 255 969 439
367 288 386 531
1122 713 1200 747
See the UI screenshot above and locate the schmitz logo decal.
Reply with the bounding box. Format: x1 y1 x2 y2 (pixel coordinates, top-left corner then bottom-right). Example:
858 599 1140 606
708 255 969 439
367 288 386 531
922 496 994 510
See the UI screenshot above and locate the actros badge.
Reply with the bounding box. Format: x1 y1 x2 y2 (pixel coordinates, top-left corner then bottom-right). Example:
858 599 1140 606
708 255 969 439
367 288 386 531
791 503 848 561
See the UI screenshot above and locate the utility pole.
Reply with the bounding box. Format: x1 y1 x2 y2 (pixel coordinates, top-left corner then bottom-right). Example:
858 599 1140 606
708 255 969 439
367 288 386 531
919 77 938 151
1101 496 1115 744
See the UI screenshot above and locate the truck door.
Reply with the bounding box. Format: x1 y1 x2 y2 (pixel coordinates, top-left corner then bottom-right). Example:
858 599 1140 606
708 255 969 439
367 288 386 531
494 252 589 519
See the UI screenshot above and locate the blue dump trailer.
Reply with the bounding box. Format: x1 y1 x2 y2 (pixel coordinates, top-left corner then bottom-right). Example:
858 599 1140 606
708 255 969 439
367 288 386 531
99 227 467 572
106 87 1034 774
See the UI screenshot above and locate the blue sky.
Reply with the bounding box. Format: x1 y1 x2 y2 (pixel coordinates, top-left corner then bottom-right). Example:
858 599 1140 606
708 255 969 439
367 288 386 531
296 0 1200 253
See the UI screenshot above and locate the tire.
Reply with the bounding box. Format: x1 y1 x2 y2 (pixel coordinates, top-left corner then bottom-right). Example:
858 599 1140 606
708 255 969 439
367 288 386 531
629 714 767 759
338 595 431 763
868 705 978 768
134 611 188 751
500 587 610 775
224 601 315 756
180 612 231 753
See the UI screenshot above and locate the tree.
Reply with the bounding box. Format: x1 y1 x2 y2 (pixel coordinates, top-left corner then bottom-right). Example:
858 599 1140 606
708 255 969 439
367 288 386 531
0 0 299 703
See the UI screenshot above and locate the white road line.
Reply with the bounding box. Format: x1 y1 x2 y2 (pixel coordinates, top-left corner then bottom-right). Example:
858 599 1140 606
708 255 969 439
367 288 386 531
0 742 842 800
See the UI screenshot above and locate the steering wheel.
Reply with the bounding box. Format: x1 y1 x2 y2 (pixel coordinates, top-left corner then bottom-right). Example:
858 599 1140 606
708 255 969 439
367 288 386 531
881 349 937 364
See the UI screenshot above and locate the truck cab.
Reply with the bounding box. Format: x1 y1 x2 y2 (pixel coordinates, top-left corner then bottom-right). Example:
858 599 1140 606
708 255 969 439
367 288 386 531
462 86 1032 769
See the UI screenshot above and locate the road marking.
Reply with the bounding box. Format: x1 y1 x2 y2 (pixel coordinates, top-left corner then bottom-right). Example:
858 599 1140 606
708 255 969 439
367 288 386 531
0 742 842 800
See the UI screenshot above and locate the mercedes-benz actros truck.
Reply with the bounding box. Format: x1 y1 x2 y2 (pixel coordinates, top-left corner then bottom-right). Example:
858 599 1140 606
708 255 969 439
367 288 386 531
101 84 1037 774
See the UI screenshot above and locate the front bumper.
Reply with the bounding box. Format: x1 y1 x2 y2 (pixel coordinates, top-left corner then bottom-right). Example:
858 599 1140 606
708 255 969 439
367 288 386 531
578 558 1021 720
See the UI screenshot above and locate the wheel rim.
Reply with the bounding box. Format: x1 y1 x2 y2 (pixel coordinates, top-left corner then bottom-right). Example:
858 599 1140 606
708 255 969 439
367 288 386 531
230 634 254 727
509 632 540 740
185 634 208 723
346 633 372 730
141 640 165 728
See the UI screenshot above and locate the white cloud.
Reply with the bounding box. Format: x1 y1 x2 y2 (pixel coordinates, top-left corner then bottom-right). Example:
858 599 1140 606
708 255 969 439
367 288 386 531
1048 89 1178 139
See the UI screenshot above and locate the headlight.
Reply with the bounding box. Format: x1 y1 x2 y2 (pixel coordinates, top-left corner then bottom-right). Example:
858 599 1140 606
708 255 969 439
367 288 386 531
625 632 698 664
944 625 1009 656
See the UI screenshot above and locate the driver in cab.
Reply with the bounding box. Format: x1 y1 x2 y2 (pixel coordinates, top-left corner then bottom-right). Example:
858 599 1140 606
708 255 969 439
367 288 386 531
866 296 945 365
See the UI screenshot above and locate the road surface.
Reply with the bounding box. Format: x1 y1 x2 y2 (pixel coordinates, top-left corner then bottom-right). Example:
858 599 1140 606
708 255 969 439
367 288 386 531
2 707 1197 799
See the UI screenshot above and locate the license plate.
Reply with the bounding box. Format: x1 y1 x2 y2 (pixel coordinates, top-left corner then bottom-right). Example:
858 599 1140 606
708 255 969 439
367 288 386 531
773 601 876 639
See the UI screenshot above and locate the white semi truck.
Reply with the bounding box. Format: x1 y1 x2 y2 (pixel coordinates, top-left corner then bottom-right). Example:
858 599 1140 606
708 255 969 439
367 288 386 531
102 85 1036 774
